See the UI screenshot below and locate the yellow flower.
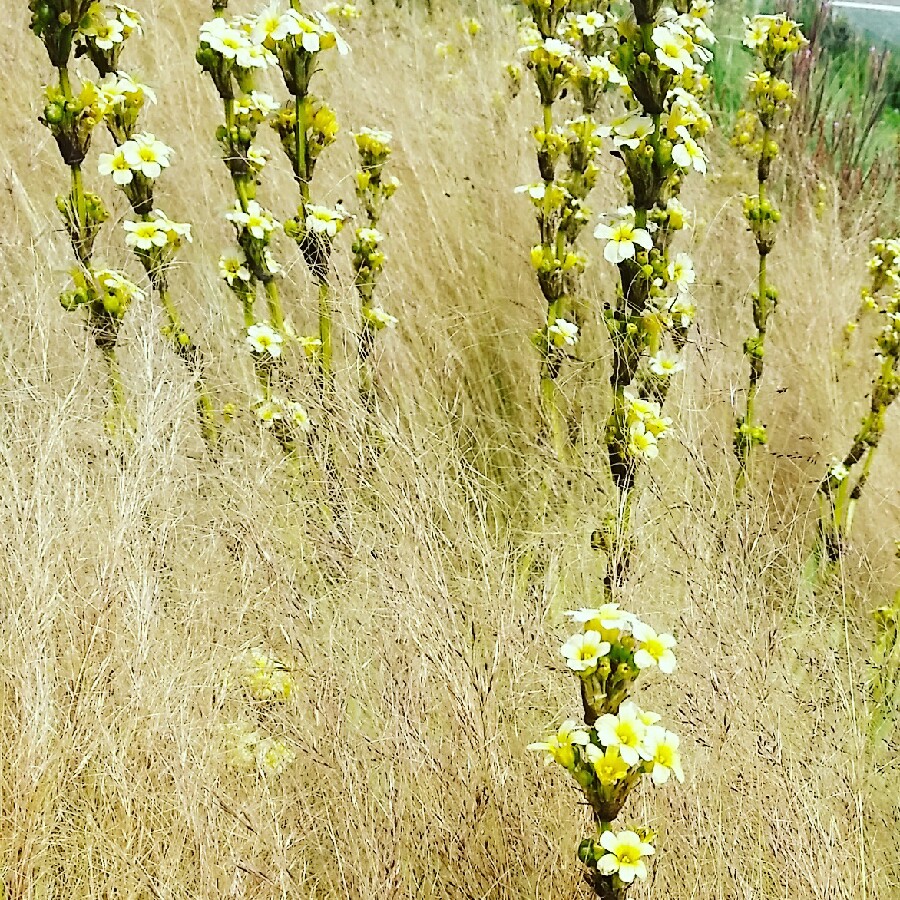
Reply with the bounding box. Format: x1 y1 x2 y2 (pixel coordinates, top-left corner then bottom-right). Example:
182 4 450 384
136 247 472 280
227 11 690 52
257 737 295 776
642 727 684 785
560 630 611 674
584 744 631 786
632 621 677 673
527 720 590 770
595 701 648 767
597 830 655 883
241 648 294 701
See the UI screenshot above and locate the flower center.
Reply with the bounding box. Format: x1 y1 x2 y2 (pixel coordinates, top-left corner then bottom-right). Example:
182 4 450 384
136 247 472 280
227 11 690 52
616 846 642 865
616 722 639 747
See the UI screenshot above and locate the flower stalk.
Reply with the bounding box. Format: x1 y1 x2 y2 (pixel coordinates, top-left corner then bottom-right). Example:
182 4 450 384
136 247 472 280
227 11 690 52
267 1 349 404
590 0 714 596
517 0 586 457
198 6 311 450
352 128 399 412
817 237 899 566
732 14 807 479
29 0 144 444
530 605 682 899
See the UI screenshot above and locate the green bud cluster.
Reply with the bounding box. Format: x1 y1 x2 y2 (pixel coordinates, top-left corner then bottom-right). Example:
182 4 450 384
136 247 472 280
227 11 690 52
42 80 107 168
56 187 108 264
29 0 95 67
269 98 339 189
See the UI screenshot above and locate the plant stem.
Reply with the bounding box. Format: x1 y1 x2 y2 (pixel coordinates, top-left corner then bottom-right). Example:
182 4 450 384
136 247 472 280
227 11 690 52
293 90 309 203
158 286 218 449
737 123 772 479
264 279 284 332
99 342 134 446
317 279 333 399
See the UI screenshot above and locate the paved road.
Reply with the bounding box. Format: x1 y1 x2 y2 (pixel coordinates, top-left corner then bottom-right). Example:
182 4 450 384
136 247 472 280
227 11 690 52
831 1 900 10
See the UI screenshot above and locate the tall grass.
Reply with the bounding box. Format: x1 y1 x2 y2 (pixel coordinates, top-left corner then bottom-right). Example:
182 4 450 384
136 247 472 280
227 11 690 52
0 1 898 898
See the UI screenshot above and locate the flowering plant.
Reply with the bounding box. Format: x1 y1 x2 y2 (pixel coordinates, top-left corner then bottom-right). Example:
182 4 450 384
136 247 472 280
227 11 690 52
352 127 399 411
29 0 150 443
587 0 714 594
817 234 900 566
198 2 318 451
732 14 807 475
90 6 218 448
530 605 682 899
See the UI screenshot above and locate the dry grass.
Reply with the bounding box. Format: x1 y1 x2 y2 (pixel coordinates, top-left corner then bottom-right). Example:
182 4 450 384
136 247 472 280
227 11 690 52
0 1 898 898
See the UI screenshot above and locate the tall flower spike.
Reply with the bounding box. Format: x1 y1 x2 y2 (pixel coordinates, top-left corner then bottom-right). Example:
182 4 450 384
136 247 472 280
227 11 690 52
267 3 349 403
516 0 596 457
94 9 218 449
353 127 399 413
531 607 682 899
733 13 807 479
29 0 137 444
198 3 308 456
592 0 714 598
816 234 900 569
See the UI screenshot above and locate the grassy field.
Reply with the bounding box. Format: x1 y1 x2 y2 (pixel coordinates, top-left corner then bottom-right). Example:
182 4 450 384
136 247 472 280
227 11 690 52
1 1 899 898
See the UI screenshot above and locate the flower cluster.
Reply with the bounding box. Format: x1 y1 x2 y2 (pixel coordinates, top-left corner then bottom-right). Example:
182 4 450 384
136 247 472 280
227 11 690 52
530 605 682 898
99 70 156 143
733 14 806 469
819 233 900 565
42 78 109 170
621 391 672 460
516 0 627 453
580 0 714 591
79 2 143 75
846 237 900 340
253 396 313 432
98 131 172 213
59 267 144 331
221 647 297 778
352 128 399 409
241 646 295 701
221 722 296 777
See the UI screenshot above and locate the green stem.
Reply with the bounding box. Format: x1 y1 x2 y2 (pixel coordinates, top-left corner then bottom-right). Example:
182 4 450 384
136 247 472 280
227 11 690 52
737 125 772 479
264 279 284 332
317 279 333 399
99 342 133 445
540 368 567 460
158 286 218 449
294 90 309 204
